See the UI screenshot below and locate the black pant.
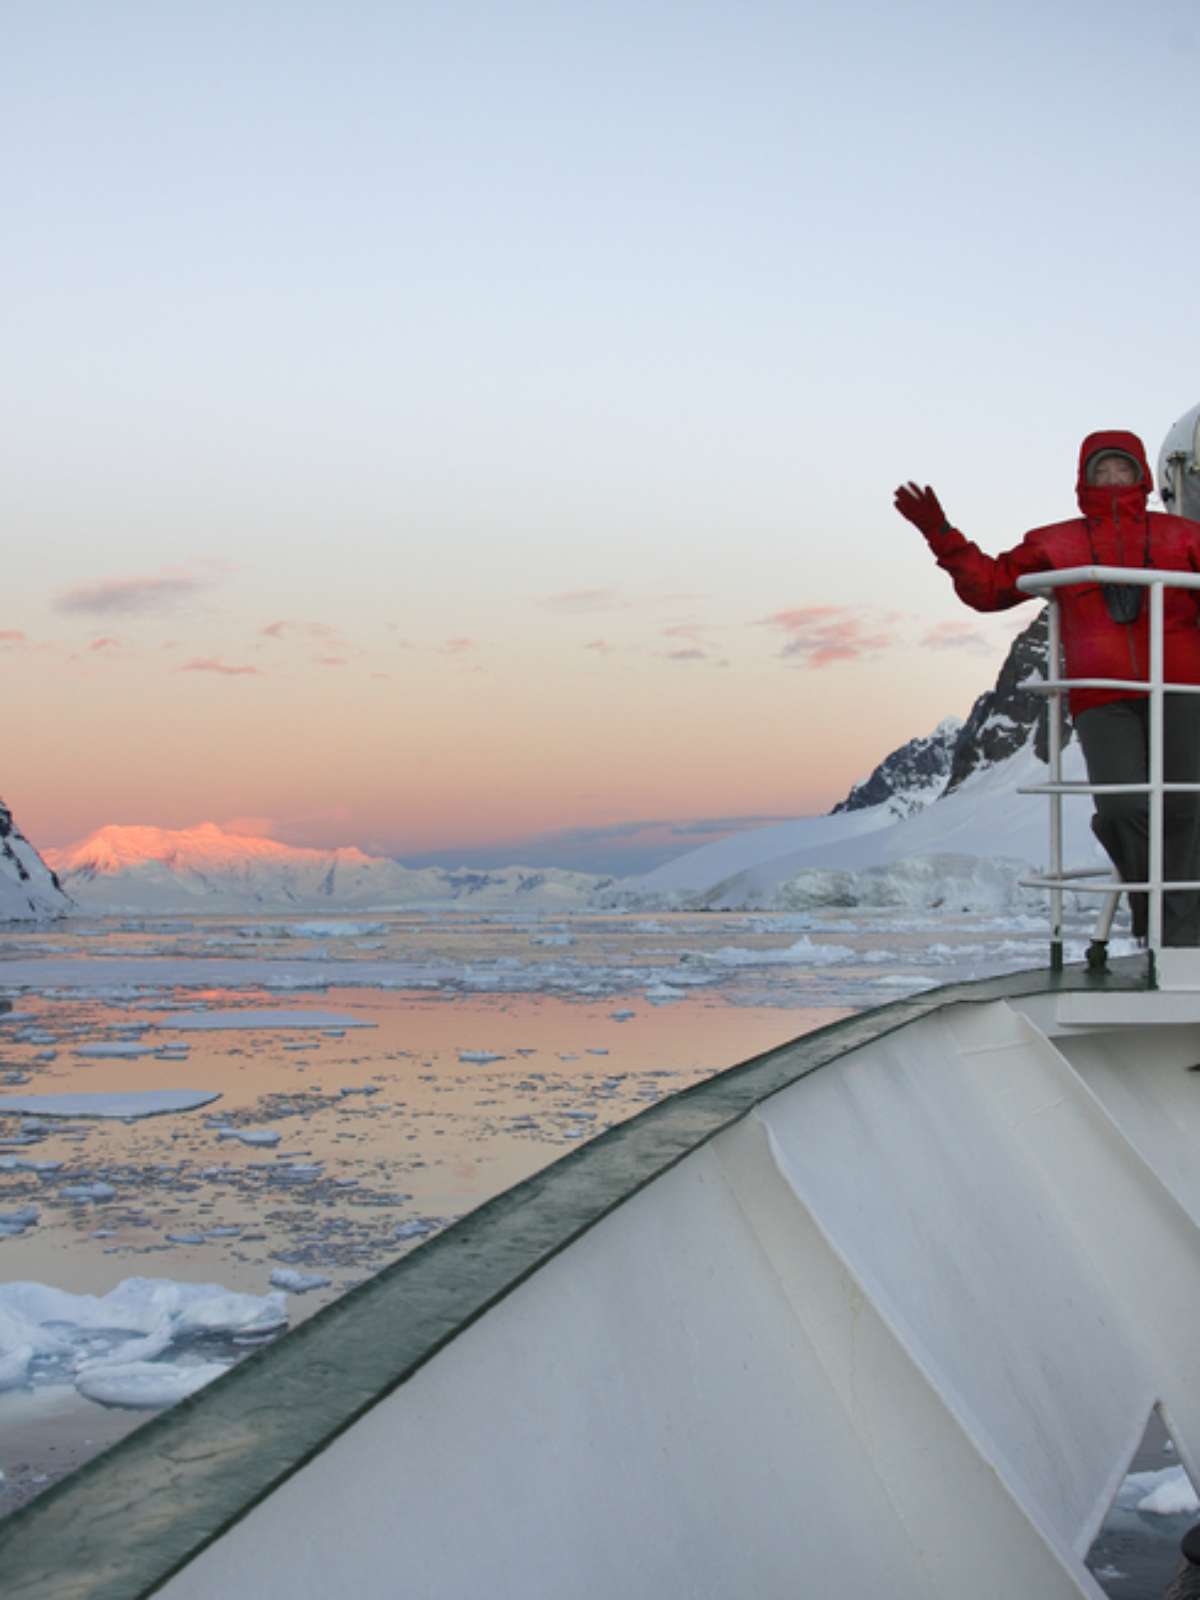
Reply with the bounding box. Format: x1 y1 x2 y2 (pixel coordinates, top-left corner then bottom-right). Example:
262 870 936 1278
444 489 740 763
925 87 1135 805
1075 695 1200 946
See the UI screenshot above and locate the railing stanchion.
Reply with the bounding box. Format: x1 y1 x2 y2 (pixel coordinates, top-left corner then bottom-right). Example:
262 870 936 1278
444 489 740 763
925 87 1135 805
1047 598 1064 971
1149 580 1165 953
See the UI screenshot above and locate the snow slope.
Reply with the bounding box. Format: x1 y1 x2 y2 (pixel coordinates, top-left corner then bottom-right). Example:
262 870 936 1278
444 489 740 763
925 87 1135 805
608 607 1110 914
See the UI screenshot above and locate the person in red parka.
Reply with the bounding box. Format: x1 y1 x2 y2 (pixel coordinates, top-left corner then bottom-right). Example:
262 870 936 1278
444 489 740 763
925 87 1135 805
895 429 1200 946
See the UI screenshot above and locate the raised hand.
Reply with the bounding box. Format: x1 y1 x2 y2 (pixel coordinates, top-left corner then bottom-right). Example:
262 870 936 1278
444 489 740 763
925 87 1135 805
894 482 951 539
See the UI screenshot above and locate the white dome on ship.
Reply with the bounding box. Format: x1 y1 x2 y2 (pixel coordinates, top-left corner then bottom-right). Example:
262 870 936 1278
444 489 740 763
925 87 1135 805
1158 400 1200 519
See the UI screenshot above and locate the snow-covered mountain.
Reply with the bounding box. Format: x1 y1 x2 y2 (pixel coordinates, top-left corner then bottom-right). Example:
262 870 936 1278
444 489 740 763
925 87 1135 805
831 716 961 819
45 823 609 913
607 610 1104 913
0 799 72 921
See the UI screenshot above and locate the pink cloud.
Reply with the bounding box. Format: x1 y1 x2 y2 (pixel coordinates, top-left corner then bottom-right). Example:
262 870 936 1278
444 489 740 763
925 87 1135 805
316 656 347 668
261 619 342 643
0 629 27 645
584 639 613 654
180 658 262 677
665 647 709 662
758 607 895 668
89 636 121 652
441 637 475 655
56 574 206 616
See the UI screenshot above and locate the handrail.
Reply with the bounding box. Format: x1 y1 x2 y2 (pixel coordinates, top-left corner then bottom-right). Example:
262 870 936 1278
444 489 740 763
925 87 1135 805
1014 564 1198 969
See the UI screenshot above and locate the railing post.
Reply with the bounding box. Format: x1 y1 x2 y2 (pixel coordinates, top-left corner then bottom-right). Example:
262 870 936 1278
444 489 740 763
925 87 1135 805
1046 598 1064 970
1149 579 1165 952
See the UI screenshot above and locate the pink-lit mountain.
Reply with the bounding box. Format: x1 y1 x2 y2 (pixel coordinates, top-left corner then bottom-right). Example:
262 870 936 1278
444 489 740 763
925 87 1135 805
43 822 608 913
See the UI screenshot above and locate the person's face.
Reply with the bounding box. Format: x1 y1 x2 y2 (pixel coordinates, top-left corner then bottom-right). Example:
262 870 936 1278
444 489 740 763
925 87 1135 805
1091 454 1139 487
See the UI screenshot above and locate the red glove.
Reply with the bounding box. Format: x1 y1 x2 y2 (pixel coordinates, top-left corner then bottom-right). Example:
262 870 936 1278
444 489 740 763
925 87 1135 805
894 482 952 539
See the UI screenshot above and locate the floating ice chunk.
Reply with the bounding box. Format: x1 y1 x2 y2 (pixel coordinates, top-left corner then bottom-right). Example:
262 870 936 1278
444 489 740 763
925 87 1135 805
645 983 685 1003
395 1219 436 1240
289 922 387 939
270 1269 332 1293
72 1042 159 1059
458 1050 504 1064
871 975 940 990
0 1090 220 1119
174 1289 287 1337
163 1010 375 1032
530 933 574 947
587 1048 609 1056
703 938 856 967
609 1010 635 1021
76 1359 230 1410
0 1206 39 1236
217 1128 281 1147
338 1085 379 1097
1135 1467 1200 1515
61 1183 116 1201
76 1319 175 1370
165 1232 205 1244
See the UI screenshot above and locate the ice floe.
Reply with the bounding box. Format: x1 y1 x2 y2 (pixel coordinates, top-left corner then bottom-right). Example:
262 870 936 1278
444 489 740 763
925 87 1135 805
270 1268 332 1293
0 1090 220 1119
75 1359 231 1409
0 1277 287 1411
702 937 856 967
72 1042 160 1059
162 1009 375 1032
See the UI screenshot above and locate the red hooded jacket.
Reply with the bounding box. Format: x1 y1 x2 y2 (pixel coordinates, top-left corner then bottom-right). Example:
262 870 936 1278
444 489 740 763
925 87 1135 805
926 430 1200 715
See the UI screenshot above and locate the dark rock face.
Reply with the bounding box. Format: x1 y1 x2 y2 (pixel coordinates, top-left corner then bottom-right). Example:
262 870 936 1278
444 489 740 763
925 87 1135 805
943 608 1072 796
0 795 70 916
832 718 962 818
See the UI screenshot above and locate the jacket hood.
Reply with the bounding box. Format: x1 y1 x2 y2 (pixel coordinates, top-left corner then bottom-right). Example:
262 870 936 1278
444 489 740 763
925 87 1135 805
1076 429 1153 514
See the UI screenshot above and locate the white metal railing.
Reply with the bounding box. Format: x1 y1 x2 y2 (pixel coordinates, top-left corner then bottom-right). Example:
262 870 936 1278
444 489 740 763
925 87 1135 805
1015 566 1200 969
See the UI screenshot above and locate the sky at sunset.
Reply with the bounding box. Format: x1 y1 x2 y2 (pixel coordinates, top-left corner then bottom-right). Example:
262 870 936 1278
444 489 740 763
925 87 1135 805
6 1 1200 872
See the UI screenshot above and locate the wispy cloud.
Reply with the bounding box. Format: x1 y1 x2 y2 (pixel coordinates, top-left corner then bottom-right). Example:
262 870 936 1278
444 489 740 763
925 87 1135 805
56 574 207 616
665 647 708 662
757 606 895 668
584 639 613 654
920 621 993 654
0 629 28 646
89 636 122 652
180 658 262 677
316 656 347 668
261 619 342 644
539 588 625 614
440 637 475 656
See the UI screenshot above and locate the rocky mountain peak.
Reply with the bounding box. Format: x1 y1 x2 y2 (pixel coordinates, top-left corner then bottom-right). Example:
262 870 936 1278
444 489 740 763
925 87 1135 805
0 796 72 920
831 717 962 818
942 608 1071 796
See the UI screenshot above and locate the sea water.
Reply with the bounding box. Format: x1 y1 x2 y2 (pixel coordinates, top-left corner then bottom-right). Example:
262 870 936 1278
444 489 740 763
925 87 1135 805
4 905 1178 1595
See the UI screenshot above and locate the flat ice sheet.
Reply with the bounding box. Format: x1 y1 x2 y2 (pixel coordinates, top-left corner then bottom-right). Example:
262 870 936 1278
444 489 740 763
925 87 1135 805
0 1090 220 1119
